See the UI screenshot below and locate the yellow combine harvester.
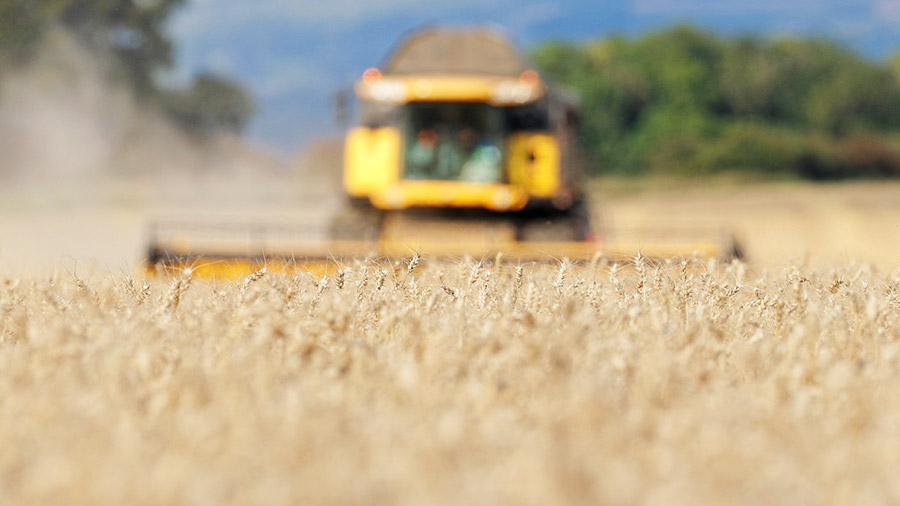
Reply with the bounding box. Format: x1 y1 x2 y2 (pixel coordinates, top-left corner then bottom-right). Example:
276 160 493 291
146 27 740 279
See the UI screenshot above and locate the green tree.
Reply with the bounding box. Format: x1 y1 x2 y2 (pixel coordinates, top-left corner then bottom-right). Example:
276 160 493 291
533 25 900 180
719 37 781 118
0 0 68 67
59 0 185 95
162 74 256 135
631 26 725 112
0 0 255 137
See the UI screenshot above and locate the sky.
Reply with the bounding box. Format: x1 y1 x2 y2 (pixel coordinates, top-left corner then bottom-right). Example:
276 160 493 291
167 0 900 156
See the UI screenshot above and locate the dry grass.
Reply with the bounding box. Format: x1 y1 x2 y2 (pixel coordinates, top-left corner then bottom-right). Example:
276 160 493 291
594 178 900 267
2 257 900 505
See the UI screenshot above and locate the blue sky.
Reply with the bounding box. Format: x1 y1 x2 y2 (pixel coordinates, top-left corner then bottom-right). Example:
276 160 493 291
167 0 900 155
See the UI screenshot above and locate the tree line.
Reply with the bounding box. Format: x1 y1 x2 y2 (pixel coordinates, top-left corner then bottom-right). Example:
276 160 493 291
533 26 900 179
0 0 253 137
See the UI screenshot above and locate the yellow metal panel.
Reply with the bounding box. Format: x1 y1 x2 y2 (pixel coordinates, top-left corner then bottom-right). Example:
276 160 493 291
369 181 528 211
343 127 401 197
507 132 561 198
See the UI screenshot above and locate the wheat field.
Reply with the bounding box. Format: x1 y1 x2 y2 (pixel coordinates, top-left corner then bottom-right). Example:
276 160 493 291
1 256 899 505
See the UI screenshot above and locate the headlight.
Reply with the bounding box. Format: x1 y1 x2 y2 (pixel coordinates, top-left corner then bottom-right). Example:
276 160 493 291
492 81 535 104
368 79 407 103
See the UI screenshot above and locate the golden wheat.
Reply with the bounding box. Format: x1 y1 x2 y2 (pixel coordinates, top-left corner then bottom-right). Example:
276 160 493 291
1 258 900 505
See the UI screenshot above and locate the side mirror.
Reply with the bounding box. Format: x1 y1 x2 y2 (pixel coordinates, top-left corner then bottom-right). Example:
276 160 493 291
333 89 350 127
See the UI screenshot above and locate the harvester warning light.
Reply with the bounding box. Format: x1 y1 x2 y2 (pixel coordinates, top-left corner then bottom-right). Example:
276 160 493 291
519 69 540 85
362 68 382 85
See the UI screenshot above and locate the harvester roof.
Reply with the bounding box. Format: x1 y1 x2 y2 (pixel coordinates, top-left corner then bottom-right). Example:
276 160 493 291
383 27 528 77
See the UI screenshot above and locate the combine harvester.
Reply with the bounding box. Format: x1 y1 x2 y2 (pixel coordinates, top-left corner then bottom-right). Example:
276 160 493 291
145 27 740 279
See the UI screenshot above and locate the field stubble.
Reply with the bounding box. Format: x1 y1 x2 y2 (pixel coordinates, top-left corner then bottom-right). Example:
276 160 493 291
2 256 900 505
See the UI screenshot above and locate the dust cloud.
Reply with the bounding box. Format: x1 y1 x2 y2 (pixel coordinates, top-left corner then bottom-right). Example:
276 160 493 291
0 29 342 273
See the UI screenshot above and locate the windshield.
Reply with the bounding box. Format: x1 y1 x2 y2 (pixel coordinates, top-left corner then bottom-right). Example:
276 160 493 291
403 102 504 182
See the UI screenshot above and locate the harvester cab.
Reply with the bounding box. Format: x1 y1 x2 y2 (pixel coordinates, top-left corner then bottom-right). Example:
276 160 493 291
335 27 593 253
